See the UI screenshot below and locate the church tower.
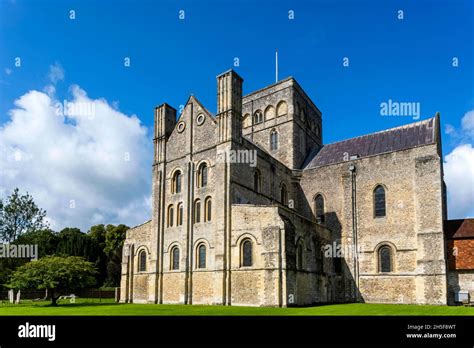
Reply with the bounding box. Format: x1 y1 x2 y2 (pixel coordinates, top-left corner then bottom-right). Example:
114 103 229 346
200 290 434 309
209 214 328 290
241 78 322 169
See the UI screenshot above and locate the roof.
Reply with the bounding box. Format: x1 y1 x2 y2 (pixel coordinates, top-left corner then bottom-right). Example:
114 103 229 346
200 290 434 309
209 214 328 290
304 116 437 169
444 219 474 239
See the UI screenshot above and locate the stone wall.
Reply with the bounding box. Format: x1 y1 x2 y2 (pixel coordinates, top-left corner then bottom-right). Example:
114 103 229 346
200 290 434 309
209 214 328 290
300 143 447 305
279 207 333 305
229 205 283 306
229 204 332 306
120 220 153 303
231 137 294 206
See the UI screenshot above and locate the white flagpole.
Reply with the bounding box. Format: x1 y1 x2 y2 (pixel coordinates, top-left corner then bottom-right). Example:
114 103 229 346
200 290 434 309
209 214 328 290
275 49 278 83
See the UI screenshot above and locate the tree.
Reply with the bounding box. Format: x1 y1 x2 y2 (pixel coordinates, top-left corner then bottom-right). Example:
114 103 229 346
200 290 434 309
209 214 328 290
87 224 108 286
56 227 109 285
7 256 97 305
89 224 106 247
56 228 97 260
103 224 128 287
0 188 48 242
15 229 59 257
0 229 58 289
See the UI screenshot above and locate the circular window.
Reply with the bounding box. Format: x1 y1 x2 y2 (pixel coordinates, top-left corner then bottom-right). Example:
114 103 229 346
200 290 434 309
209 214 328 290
177 121 186 133
196 114 205 126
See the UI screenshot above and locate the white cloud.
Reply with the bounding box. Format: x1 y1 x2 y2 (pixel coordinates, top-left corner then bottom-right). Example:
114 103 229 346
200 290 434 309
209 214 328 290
0 85 152 231
444 110 474 219
42 84 55 97
47 62 64 84
461 110 474 137
445 124 455 136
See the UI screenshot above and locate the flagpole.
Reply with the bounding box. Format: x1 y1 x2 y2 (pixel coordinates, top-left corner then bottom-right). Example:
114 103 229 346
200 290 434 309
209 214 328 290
275 49 278 83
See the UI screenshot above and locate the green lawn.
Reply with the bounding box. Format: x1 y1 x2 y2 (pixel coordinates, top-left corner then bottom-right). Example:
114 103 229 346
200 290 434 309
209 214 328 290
0 299 473 316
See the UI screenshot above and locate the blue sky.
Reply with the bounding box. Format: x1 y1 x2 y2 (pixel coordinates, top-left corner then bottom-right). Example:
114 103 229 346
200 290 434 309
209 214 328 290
0 0 473 229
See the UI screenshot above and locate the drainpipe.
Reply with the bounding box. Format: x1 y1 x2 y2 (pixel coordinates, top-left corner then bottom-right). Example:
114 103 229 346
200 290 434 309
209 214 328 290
349 164 360 301
129 244 134 303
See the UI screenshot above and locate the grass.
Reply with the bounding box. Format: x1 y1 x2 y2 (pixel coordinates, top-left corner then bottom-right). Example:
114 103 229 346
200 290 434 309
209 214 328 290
0 298 473 316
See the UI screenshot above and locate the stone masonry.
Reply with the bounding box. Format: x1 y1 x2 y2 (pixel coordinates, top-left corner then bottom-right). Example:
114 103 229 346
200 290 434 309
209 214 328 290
120 69 450 306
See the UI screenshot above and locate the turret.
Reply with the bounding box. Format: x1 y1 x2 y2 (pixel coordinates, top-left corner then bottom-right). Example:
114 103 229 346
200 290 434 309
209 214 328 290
216 70 243 143
154 103 176 163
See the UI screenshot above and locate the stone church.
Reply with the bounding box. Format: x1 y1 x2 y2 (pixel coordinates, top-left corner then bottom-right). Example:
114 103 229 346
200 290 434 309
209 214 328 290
120 69 451 306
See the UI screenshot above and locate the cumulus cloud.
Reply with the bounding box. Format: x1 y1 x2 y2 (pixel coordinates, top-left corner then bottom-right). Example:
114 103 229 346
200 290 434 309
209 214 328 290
47 62 64 84
444 110 474 219
0 84 152 231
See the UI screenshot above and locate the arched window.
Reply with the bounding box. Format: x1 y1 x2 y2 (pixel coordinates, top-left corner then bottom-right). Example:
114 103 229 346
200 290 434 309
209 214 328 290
264 105 275 120
241 239 253 267
254 169 261 193
204 197 212 222
197 163 208 188
171 246 180 270
197 244 206 269
378 245 392 273
172 171 182 194
270 129 278 151
296 241 304 270
243 113 251 128
138 250 146 272
177 202 183 226
167 205 174 227
276 101 288 116
253 110 264 124
374 185 386 217
314 194 325 223
280 184 288 206
194 199 201 224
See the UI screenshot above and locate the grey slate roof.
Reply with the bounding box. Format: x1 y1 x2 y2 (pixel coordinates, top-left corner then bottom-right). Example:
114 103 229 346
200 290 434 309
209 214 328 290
304 117 437 169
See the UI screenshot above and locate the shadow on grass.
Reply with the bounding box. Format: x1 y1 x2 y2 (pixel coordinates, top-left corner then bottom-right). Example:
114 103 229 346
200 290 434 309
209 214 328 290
41 302 122 308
